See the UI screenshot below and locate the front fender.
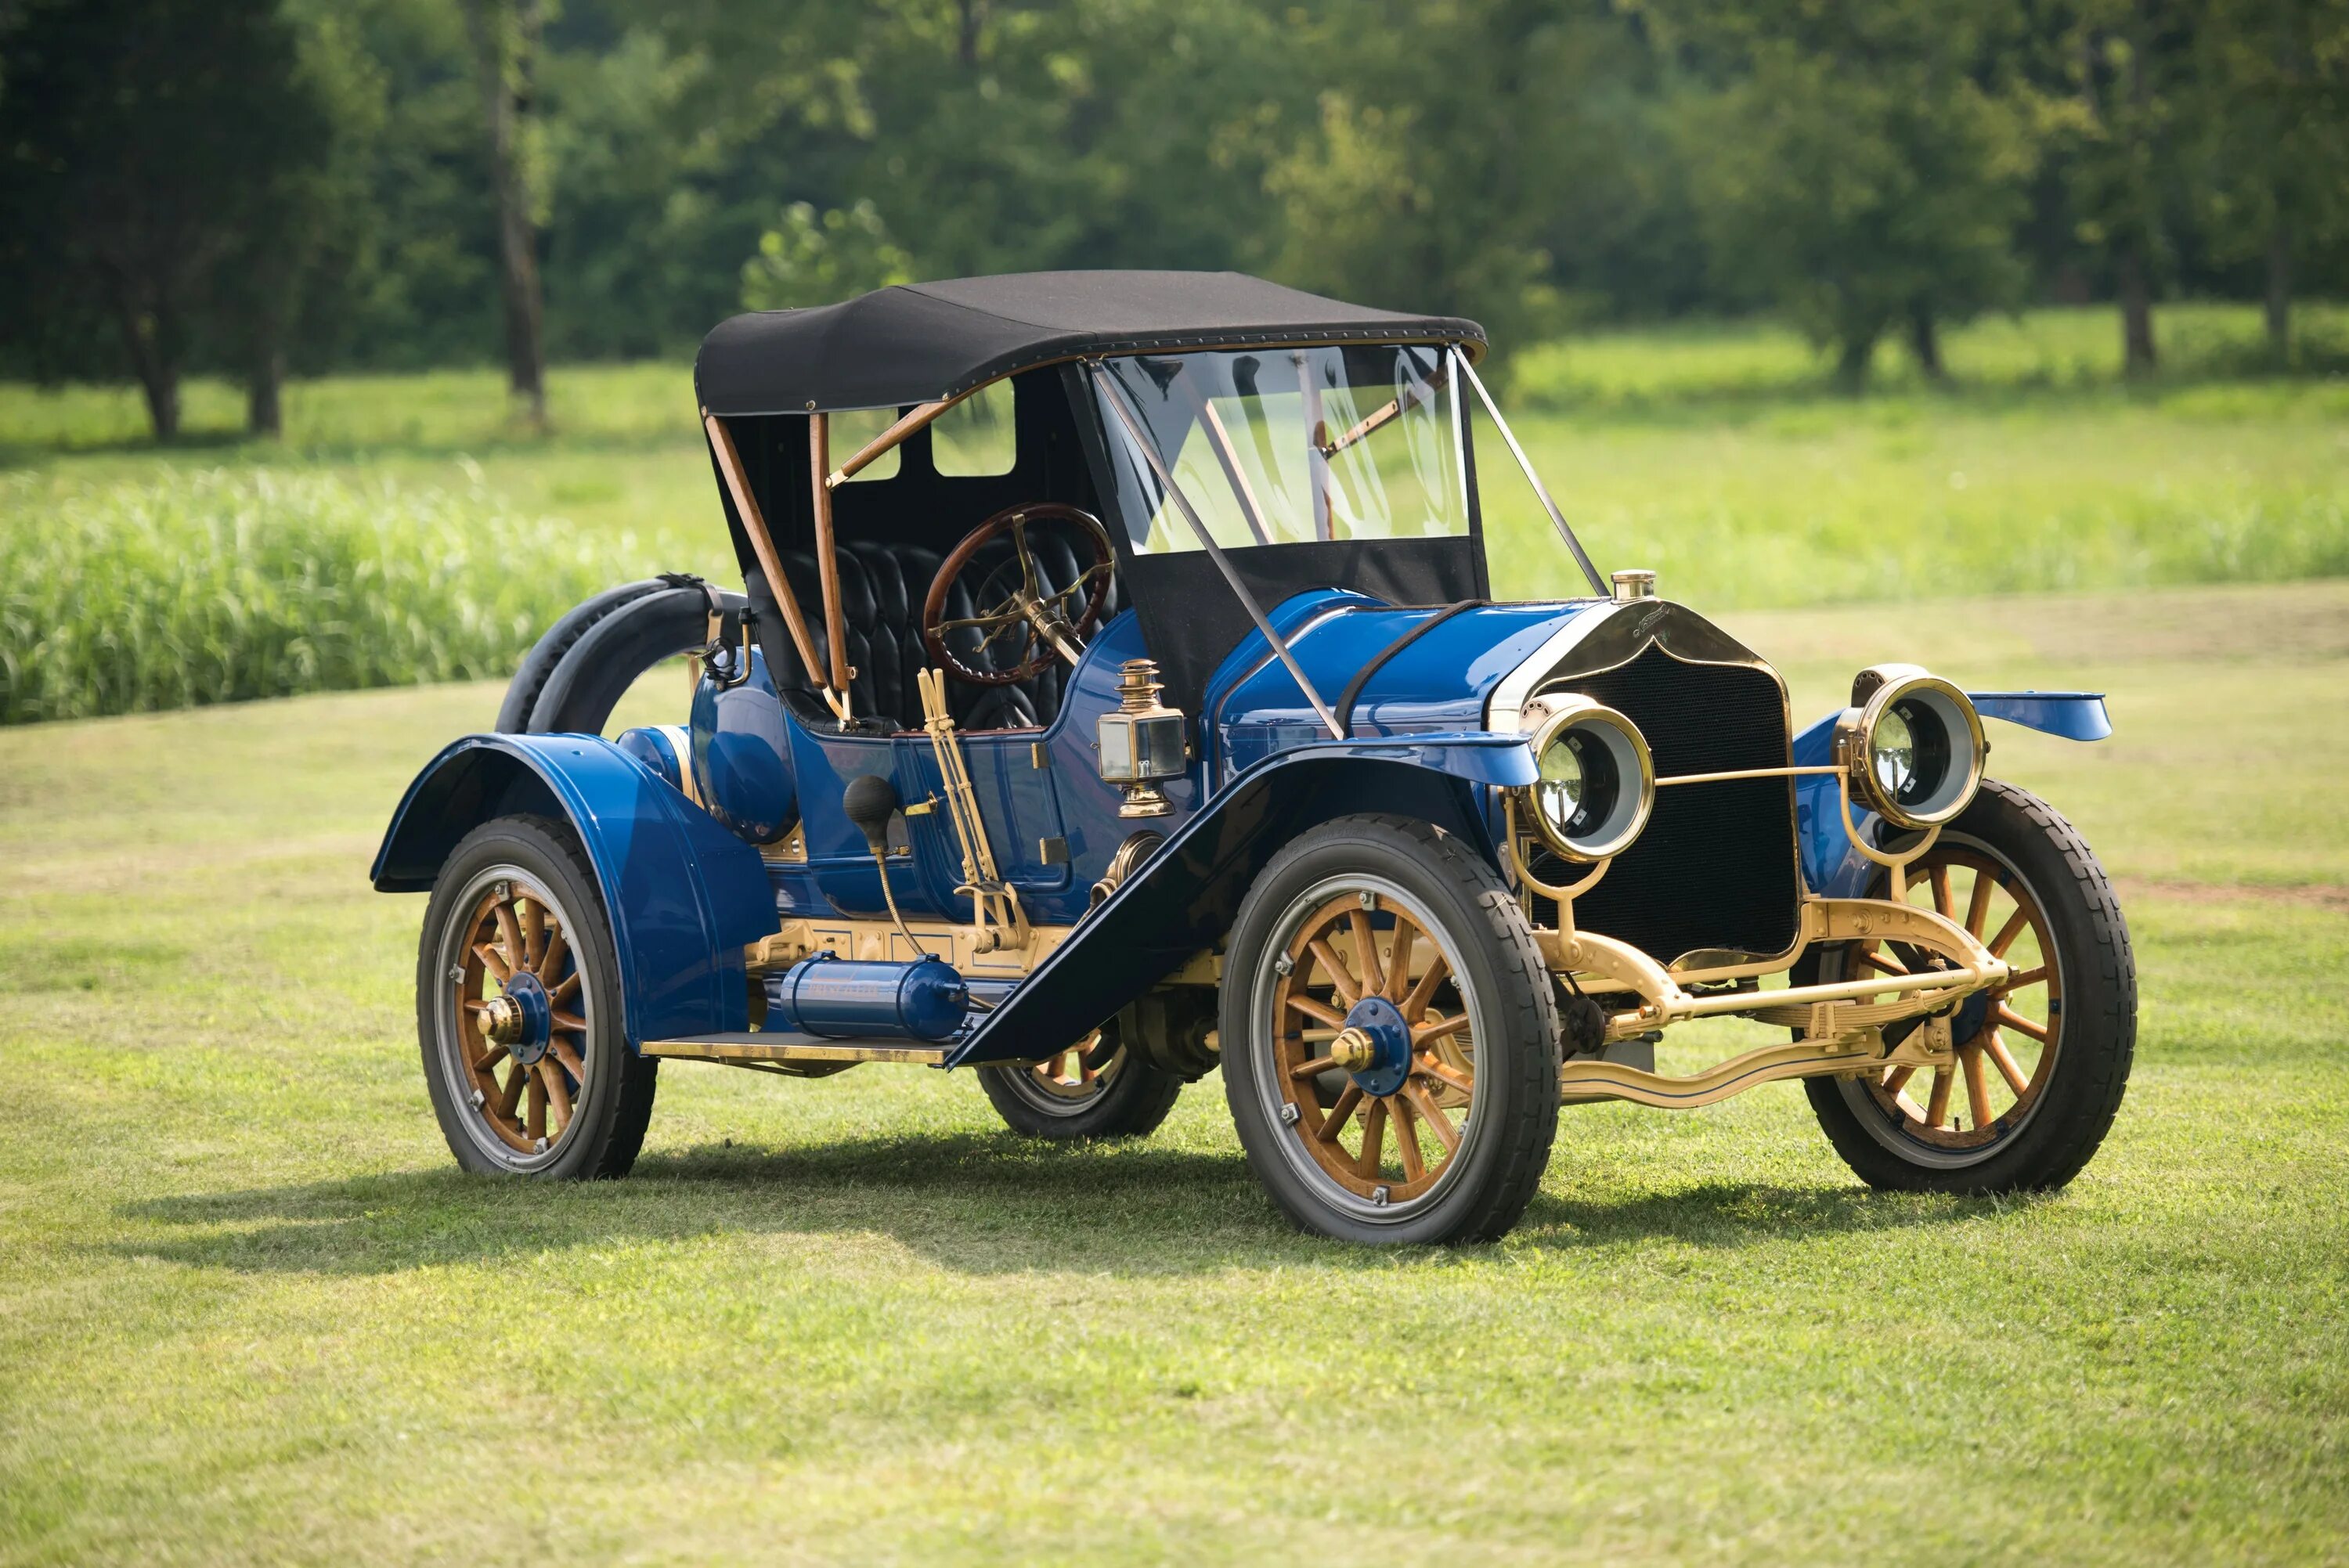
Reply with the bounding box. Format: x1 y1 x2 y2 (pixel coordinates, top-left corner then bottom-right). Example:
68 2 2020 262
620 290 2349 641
1793 690 2112 897
947 734 1535 1066
371 734 777 1044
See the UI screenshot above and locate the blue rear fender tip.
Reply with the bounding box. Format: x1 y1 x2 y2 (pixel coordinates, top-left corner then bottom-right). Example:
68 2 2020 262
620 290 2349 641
370 732 777 1044
1967 691 2113 744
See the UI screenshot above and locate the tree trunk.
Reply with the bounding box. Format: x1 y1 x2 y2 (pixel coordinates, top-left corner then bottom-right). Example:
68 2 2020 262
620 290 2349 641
2116 247 2156 376
1907 302 1946 382
2264 218 2290 359
955 0 985 67
105 274 181 441
247 346 284 438
1835 333 1874 391
462 0 547 429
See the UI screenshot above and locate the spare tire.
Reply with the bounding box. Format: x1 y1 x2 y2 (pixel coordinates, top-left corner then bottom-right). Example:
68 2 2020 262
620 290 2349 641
496 576 748 737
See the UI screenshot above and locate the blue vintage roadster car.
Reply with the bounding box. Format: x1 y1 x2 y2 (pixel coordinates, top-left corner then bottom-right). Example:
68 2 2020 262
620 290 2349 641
373 272 2135 1243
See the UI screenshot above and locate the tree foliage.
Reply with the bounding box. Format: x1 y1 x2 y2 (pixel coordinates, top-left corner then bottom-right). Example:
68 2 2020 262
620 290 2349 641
4 0 2345 434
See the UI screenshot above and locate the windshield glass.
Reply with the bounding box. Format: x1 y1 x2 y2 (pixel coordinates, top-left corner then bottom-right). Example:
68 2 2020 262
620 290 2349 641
1094 344 1467 555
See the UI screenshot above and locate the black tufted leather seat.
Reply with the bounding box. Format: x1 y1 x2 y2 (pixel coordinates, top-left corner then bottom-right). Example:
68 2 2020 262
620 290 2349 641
763 532 1119 734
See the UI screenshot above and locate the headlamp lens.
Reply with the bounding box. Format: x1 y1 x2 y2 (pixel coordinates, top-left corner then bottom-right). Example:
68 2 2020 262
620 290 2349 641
1537 728 1619 842
1873 698 1953 808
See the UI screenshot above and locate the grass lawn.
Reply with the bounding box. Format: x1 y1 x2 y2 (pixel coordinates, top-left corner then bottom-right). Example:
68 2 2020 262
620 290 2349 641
2 579 2345 1564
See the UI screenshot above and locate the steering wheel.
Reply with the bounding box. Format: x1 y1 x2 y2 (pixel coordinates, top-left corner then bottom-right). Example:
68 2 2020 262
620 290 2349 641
922 503 1117 686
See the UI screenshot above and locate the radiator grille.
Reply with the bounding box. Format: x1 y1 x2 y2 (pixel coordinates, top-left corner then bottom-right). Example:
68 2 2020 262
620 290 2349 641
1528 647 1801 963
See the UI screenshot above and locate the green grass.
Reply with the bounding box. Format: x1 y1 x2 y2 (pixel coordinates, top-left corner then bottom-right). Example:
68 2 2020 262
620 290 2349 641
1 306 2345 1558
0 468 681 723
2 582 2345 1563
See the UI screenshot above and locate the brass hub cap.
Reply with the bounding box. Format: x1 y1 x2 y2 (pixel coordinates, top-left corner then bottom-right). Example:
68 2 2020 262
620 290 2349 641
1856 845 2059 1152
1266 886 1476 1209
450 874 590 1156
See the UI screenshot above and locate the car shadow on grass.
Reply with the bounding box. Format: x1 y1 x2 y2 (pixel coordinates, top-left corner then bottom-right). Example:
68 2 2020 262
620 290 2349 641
106 1127 2015 1279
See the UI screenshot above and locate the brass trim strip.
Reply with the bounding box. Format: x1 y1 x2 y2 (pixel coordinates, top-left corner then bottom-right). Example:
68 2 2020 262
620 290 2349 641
644 1035 951 1066
1655 763 1844 788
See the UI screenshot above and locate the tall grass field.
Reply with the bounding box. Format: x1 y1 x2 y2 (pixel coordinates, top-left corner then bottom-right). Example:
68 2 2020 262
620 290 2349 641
3 305 2345 726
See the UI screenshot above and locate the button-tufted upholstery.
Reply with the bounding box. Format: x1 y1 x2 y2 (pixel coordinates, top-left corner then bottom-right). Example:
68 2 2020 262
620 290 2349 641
762 532 1119 734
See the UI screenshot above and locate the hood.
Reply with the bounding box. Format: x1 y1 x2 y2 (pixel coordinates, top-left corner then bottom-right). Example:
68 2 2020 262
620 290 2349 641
1204 592 1775 783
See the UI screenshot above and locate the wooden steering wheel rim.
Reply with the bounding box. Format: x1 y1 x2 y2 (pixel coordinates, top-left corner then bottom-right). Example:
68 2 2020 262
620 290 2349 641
920 503 1117 687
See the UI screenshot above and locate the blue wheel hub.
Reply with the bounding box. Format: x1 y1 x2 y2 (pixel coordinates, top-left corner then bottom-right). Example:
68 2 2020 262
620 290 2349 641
1339 994 1413 1098
493 969 555 1066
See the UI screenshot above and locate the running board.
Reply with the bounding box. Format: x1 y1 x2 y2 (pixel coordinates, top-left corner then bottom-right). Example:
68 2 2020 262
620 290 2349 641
641 1032 953 1067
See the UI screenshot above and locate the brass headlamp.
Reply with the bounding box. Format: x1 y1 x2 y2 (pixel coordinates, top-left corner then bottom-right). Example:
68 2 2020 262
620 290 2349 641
1515 693 1655 862
1834 664 1986 830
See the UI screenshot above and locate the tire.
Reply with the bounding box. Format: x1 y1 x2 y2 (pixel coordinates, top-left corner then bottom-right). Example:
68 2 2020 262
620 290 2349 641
1221 814 1561 1244
416 815 659 1178
1803 779 2134 1194
976 1023 1185 1141
496 577 746 737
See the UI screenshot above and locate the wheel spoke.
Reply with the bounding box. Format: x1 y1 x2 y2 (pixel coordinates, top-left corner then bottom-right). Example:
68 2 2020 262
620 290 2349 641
1290 1055 1340 1082
1391 1097 1427 1182
1417 1058 1474 1096
1882 1063 1917 1095
498 1060 529 1117
1399 954 1449 1021
1355 1098 1387 1178
2002 964 2049 993
493 900 526 975
547 971 580 1006
474 942 512 985
1285 993 1347 1029
1315 1084 1362 1143
538 1061 572 1130
1411 1012 1469 1047
1984 1031 2030 1096
1924 1068 1953 1129
551 1010 588 1034
1986 907 2032 958
1964 871 1997 938
471 1044 508 1073
518 899 546 971
1402 1080 1460 1155
1864 951 1909 979
550 1038 586 1080
1930 864 1954 920
1307 939 1362 1007
1961 1046 1994 1131
1384 920 1416 1004
526 1072 547 1141
1348 909 1384 997
1995 1004 2049 1043
536 925 569 984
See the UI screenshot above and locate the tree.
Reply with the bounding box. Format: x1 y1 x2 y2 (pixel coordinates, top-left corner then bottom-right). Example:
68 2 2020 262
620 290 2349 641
1662 0 2038 387
2185 0 2349 358
460 0 550 427
0 0 338 438
2044 0 2192 376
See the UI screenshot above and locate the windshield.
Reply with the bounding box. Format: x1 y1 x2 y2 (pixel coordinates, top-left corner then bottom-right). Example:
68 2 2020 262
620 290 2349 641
1094 344 1467 555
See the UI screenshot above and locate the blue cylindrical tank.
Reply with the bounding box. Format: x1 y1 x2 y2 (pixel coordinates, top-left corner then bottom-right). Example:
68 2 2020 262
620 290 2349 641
764 953 969 1041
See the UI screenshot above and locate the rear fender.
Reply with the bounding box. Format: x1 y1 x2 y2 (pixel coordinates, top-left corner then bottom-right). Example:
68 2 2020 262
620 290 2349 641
947 734 1535 1066
1793 690 2112 897
371 734 778 1044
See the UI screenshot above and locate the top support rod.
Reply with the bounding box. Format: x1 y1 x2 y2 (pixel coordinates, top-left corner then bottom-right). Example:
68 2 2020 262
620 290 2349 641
1454 353 1607 597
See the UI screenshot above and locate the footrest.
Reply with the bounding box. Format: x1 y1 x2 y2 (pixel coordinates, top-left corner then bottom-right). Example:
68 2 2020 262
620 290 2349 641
641 1032 953 1066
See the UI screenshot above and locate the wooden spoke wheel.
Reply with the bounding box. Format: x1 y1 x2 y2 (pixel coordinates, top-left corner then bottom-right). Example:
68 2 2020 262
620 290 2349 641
417 816 658 1179
1804 780 2136 1194
975 1025 1185 1141
1265 889 1478 1206
1223 815 1561 1245
1850 845 2059 1152
448 870 590 1159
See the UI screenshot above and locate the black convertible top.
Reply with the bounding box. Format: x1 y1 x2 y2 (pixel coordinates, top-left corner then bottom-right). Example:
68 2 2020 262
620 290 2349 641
694 270 1485 416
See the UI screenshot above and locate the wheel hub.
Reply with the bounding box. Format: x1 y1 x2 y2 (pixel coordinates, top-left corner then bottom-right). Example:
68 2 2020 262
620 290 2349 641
484 970 554 1065
1332 995 1412 1098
